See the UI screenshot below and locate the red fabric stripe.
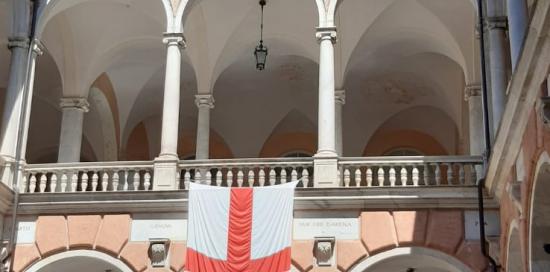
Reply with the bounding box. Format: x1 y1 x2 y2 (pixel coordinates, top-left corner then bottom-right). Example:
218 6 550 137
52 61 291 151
249 247 292 272
186 248 227 272
227 188 253 272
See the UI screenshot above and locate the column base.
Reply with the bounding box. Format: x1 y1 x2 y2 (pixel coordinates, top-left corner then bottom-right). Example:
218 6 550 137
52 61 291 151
313 156 339 188
153 156 179 190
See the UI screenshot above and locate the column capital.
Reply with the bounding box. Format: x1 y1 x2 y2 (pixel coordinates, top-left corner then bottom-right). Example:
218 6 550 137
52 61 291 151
464 84 481 101
335 89 346 105
486 16 508 30
7 36 29 50
31 39 44 55
59 97 90 112
163 32 186 48
195 94 214 109
315 27 337 44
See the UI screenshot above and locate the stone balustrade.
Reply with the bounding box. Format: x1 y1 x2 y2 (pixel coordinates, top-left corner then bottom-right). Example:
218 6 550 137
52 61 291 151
339 156 484 187
177 157 314 189
22 161 154 193
15 156 483 194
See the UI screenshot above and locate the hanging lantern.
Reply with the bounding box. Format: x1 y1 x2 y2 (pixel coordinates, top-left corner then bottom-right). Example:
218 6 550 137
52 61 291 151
254 0 268 70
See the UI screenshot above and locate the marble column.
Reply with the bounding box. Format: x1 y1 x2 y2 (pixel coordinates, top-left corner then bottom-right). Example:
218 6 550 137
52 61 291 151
465 84 484 156
335 89 345 156
57 98 89 163
195 94 214 160
0 0 31 161
486 2 509 139
507 0 529 71
153 33 185 190
314 27 339 188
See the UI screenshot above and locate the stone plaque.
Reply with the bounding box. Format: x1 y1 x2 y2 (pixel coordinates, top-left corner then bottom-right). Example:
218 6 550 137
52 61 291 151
3 221 36 244
293 218 359 240
464 211 500 240
131 219 187 242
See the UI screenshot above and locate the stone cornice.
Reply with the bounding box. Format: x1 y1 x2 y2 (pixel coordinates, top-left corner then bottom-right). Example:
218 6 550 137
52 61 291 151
59 97 90 112
195 94 214 109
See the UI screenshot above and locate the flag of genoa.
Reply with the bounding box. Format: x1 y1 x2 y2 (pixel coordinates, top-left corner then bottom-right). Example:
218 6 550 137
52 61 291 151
186 181 297 272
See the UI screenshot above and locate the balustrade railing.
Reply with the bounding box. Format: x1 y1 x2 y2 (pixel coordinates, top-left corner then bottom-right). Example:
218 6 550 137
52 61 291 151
339 156 483 187
177 158 314 189
22 161 154 193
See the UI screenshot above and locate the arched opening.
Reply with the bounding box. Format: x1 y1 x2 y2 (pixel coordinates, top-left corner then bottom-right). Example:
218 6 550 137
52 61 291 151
25 250 132 272
350 247 472 272
529 154 550 271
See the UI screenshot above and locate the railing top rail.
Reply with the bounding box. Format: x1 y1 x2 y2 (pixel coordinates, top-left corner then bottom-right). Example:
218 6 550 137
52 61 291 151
24 161 153 171
178 157 314 168
339 155 484 164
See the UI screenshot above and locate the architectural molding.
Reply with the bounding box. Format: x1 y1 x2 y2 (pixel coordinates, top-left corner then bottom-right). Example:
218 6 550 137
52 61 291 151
335 89 346 105
7 36 29 50
59 97 90 112
486 16 508 30
464 84 481 101
315 27 337 44
25 250 133 272
162 32 186 48
195 94 215 109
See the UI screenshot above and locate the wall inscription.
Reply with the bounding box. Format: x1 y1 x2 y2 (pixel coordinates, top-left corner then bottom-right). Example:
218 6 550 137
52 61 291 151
2 221 36 244
131 219 187 242
293 218 359 240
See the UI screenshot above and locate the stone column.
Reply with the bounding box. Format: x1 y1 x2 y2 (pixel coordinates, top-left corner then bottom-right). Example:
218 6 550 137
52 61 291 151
57 98 89 163
465 84 484 156
335 89 345 156
314 27 338 187
195 94 214 160
486 3 509 139
153 33 185 190
507 0 529 71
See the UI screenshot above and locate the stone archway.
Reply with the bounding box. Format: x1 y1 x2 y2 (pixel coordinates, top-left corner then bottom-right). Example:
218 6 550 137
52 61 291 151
349 247 472 272
529 152 550 272
25 250 132 272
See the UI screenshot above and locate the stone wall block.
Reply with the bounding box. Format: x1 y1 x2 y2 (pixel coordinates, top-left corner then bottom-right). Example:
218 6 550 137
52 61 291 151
360 212 397 253
67 215 101 248
170 241 186 272
336 240 367 271
425 210 463 254
292 240 314 271
393 211 428 246
12 244 40 272
456 241 488 272
35 215 68 255
95 214 131 255
120 242 149 271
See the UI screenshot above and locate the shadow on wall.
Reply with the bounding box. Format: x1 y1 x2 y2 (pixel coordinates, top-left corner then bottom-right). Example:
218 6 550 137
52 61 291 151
363 129 448 156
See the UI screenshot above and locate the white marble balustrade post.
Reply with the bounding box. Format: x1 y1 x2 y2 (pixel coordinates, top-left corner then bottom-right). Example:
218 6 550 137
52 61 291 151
507 0 529 72
314 27 339 187
57 98 89 163
195 94 214 160
335 89 345 156
153 33 185 190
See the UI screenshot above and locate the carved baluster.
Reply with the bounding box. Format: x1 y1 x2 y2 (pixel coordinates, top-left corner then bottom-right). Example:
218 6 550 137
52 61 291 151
354 168 361 187
366 168 373 187
206 171 213 185
195 171 202 185
400 167 408 186
435 164 441 186
258 169 266 187
248 170 255 187
389 167 396 187
227 170 234 187
470 164 478 185
268 169 276 186
412 166 419 186
280 169 287 184
112 172 119 191
70 173 78 192
144 172 152 190
447 163 454 185
343 169 350 187
216 171 223 186
101 173 109 191
176 170 181 189
60 174 68 192
39 174 46 193
423 164 430 186
237 170 244 187
291 169 298 182
184 171 191 189
20 175 28 193
50 173 57 192
92 173 99 192
377 167 385 186
337 168 341 186
301 169 309 187
133 172 140 190
29 174 36 193
459 164 465 185
122 170 129 191
81 173 89 192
